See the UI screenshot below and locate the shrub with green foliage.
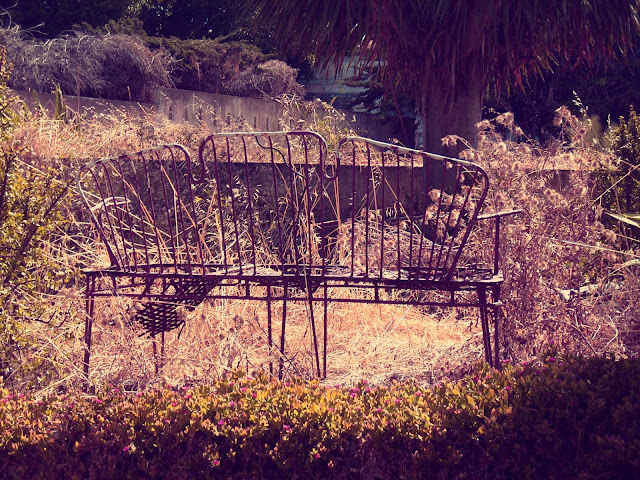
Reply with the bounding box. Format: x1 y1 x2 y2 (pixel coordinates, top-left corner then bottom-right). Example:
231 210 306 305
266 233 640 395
1 354 638 479
597 106 640 218
0 47 71 389
147 36 302 99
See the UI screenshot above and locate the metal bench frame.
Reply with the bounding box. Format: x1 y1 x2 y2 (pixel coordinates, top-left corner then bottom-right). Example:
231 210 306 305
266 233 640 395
77 131 519 381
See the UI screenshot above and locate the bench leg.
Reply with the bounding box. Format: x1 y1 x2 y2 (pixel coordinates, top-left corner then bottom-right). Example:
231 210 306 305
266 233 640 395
306 287 321 378
478 288 493 367
83 294 95 390
151 331 166 375
323 285 328 378
492 285 502 369
266 287 273 376
279 284 288 380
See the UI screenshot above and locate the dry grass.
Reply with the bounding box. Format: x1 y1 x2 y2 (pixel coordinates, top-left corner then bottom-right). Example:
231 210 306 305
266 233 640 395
79 287 482 390
4 96 639 395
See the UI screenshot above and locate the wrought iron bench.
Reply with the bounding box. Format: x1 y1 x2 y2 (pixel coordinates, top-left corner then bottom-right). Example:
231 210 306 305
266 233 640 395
76 131 519 381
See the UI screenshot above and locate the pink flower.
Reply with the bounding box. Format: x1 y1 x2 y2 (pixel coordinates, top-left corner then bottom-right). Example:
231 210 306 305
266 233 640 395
218 420 225 426
213 460 220 466
314 453 321 459
252 393 257 398
171 402 178 407
229 401 236 407
240 387 247 393
376 408 382 413
123 446 130 452
283 424 291 431
136 392 143 397
505 385 512 391
395 399 402 404
548 357 557 363
184 394 191 400
415 392 422 397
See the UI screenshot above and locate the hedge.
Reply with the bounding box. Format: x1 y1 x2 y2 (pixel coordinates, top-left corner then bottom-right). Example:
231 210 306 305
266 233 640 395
1 353 639 479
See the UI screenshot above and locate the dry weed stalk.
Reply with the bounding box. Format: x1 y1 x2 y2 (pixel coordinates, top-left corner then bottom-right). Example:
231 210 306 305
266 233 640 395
456 109 640 362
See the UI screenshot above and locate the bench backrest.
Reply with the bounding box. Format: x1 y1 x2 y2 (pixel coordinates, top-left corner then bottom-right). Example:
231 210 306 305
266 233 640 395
77 132 489 280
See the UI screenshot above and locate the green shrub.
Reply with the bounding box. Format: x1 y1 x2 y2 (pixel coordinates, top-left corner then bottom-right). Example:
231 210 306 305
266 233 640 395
1 355 639 479
597 106 640 218
0 47 72 389
148 36 302 99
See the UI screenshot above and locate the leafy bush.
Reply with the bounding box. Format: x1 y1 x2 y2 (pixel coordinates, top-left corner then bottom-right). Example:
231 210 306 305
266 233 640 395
596 106 640 216
0 47 72 390
148 36 303 99
1 355 638 479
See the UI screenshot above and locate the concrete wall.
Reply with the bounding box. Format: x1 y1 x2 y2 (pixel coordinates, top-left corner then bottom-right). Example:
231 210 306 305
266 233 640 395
14 87 415 145
16 89 153 119
155 87 286 131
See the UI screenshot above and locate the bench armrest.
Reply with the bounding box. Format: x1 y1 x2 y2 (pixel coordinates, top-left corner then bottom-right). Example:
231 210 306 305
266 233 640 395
476 209 524 275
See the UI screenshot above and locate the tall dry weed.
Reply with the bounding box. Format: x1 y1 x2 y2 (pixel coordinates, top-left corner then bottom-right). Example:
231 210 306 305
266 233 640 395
450 109 640 362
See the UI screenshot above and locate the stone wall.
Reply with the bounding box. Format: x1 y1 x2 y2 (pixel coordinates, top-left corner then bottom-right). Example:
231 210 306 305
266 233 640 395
14 87 415 146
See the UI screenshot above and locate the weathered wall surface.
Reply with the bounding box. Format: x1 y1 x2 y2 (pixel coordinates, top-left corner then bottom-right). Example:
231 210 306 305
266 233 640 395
15 87 415 146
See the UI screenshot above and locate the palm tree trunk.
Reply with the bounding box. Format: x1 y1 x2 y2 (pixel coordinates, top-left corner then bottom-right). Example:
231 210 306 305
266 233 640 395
420 77 484 156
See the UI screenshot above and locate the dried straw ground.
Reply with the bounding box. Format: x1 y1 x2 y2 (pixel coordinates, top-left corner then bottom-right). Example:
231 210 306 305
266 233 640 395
82 292 483 390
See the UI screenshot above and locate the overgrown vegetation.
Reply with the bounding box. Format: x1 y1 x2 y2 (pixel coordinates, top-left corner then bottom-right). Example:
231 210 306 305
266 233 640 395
0 22 303 103
0 19 639 474
596 106 640 217
460 107 640 361
0 47 71 390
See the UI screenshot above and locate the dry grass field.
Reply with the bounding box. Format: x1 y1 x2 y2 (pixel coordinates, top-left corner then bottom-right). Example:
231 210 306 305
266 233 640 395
3 91 639 396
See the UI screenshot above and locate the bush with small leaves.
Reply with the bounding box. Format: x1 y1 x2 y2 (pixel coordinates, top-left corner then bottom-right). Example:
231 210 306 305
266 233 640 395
1 355 639 479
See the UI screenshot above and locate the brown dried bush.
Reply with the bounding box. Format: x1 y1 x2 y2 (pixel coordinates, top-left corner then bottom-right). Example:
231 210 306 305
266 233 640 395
453 109 640 363
228 59 303 99
1 26 174 102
